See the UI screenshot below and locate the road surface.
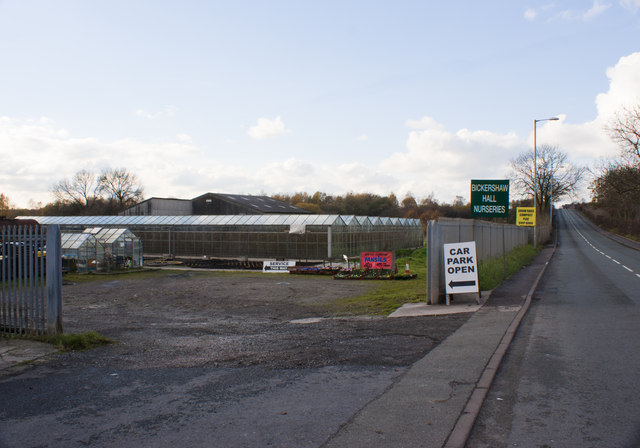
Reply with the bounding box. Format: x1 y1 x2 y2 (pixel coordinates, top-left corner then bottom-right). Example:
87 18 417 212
468 208 640 447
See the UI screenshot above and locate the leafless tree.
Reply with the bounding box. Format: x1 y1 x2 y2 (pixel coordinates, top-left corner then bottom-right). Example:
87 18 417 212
52 170 100 206
510 145 586 214
606 105 640 165
98 168 144 208
0 193 12 215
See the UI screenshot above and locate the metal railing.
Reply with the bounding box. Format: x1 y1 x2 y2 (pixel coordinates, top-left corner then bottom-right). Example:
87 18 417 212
1 225 62 336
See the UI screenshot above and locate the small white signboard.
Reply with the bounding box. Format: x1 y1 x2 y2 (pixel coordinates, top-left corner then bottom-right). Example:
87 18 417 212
263 260 296 273
443 241 479 294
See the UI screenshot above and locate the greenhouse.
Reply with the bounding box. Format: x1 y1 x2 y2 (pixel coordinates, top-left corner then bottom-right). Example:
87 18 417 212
22 215 423 262
83 227 143 269
61 233 105 273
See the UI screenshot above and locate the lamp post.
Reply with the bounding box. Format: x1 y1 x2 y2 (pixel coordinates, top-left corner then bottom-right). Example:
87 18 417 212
533 117 559 248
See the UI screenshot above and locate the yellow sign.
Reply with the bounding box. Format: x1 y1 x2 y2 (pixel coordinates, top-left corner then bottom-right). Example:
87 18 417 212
517 207 536 226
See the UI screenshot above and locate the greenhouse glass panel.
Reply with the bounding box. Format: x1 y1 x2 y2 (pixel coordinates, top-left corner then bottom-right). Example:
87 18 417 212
227 216 243 225
342 215 357 226
355 216 371 227
264 215 280 225
61 233 105 273
94 228 143 270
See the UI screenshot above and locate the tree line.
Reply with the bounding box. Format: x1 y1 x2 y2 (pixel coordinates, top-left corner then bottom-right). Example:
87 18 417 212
272 191 472 223
576 105 640 239
0 168 143 217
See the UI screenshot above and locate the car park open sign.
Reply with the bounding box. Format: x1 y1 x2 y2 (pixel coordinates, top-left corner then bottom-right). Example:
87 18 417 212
443 241 479 294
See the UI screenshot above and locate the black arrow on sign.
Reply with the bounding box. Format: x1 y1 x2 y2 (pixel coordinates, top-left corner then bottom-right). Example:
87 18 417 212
448 280 476 288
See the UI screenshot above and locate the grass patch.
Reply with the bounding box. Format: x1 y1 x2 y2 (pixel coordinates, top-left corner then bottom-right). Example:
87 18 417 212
328 244 540 316
328 247 426 316
43 331 114 351
478 244 539 291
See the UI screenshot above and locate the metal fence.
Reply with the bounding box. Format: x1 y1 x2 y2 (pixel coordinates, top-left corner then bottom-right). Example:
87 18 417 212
1 225 63 336
426 217 547 304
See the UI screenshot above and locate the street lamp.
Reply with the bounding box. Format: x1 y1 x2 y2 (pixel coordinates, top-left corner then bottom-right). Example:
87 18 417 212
533 117 559 248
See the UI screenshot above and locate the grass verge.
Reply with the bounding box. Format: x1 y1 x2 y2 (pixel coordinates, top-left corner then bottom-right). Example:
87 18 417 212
329 244 540 316
478 244 539 291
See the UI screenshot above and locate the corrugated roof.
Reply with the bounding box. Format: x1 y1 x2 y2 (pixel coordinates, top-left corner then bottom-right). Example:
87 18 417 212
194 193 310 214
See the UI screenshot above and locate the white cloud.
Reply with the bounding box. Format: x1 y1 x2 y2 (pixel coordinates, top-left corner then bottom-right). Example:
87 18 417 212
380 119 522 202
405 116 443 130
584 0 611 20
3 52 640 209
248 116 292 139
595 52 640 119
535 52 640 173
136 105 178 119
0 117 201 207
536 1 611 21
355 134 368 142
620 0 640 12
524 8 537 20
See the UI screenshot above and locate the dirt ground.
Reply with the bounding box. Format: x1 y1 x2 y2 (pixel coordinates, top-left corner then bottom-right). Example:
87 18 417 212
58 270 471 370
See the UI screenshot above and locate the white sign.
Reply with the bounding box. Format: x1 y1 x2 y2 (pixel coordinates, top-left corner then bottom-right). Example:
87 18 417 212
263 260 296 273
443 241 479 294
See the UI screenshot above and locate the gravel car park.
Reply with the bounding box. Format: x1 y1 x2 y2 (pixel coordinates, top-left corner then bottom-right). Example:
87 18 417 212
58 270 470 370
1 270 472 448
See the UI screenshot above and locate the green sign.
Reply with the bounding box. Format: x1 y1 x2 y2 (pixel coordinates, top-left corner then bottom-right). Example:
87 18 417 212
470 179 509 218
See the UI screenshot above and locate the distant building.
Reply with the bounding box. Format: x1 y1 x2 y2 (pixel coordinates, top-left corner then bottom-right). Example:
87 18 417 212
191 193 310 215
121 193 310 216
121 198 193 216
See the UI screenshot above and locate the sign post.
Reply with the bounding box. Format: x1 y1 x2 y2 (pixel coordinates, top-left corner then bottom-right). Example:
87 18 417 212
443 241 479 305
470 180 510 218
516 207 536 227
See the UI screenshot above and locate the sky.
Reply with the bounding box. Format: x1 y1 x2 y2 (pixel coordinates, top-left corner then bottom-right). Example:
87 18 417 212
1 0 640 209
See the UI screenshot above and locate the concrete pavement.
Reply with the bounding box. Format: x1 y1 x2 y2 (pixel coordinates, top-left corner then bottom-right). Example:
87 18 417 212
0 337 58 375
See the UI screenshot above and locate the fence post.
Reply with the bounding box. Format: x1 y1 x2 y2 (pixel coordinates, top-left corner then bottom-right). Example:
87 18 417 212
426 220 441 305
46 225 63 336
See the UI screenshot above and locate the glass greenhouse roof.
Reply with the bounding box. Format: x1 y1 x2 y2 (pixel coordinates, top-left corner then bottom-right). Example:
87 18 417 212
20 214 420 228
61 233 101 250
83 227 137 244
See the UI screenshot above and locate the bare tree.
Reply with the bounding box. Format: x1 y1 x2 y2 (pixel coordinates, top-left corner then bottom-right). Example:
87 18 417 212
98 168 144 209
606 105 640 165
0 193 12 215
510 145 586 214
52 170 100 206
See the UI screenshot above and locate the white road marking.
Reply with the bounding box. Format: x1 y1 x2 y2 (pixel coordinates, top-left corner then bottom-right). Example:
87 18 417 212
564 211 638 280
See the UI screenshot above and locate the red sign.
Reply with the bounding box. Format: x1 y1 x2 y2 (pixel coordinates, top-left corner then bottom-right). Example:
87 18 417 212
360 251 394 270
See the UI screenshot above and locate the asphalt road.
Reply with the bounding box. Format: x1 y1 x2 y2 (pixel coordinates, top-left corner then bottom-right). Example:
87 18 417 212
468 208 640 448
